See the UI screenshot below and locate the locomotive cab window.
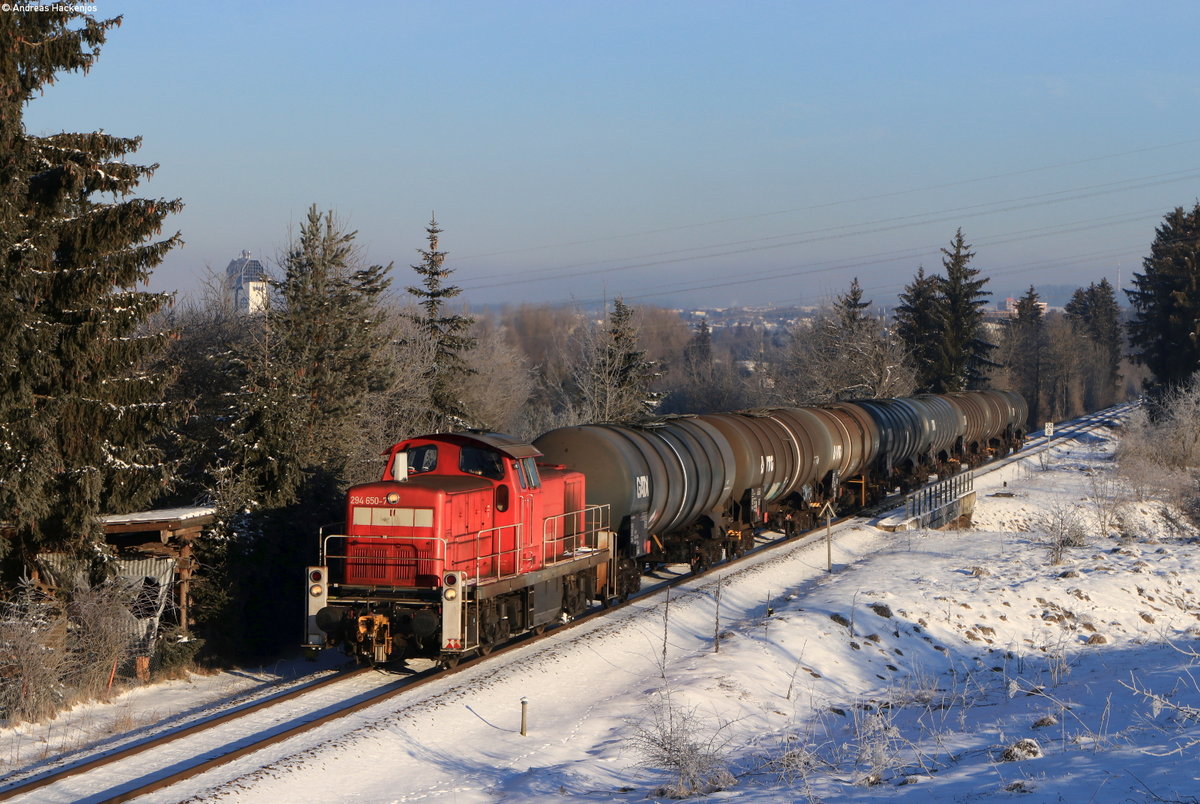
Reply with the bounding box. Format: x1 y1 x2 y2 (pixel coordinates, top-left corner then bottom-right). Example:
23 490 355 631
460 445 504 480
520 457 541 489
404 444 438 475
495 483 510 512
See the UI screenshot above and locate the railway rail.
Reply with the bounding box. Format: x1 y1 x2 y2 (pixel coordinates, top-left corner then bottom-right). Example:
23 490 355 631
0 406 1127 803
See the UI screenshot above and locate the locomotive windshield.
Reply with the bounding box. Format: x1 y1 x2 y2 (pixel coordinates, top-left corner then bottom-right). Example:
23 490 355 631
405 444 438 475
460 445 505 479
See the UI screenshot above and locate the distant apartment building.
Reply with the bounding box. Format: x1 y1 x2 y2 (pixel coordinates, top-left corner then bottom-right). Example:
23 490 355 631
225 250 269 313
1003 296 1049 316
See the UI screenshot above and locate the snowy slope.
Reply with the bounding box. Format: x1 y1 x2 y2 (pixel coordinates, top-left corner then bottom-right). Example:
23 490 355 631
6 420 1200 803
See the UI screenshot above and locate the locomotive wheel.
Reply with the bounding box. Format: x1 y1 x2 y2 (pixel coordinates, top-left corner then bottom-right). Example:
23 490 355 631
533 623 547 635
440 654 460 669
478 643 493 656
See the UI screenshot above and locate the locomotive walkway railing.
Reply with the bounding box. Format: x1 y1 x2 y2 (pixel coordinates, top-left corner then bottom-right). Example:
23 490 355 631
902 470 974 526
323 503 612 589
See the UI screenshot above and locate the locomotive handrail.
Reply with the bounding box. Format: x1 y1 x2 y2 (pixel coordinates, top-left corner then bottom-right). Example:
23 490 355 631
463 522 524 584
540 503 611 565
322 504 614 591
322 532 450 588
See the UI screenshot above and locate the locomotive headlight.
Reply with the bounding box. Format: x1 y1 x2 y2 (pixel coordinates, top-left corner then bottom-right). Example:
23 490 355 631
444 588 458 601
309 584 324 597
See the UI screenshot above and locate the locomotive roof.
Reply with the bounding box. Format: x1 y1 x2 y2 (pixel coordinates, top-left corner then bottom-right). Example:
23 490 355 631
405 431 542 460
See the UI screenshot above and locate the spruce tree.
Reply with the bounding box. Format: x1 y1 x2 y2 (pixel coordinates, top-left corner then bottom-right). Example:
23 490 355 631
0 12 181 567
235 206 393 506
683 318 714 376
199 207 392 660
1126 204 1200 388
934 229 994 391
833 277 871 330
577 298 660 421
894 266 943 392
1065 278 1122 404
1007 287 1045 428
404 217 475 430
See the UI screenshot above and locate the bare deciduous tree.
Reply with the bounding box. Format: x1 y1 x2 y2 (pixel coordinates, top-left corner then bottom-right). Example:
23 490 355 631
776 311 915 404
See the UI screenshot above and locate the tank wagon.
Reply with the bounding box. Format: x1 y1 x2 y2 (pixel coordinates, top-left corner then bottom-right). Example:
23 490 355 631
533 390 1026 594
304 391 1025 666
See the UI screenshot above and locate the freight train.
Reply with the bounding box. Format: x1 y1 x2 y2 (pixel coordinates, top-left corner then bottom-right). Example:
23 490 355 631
303 390 1027 666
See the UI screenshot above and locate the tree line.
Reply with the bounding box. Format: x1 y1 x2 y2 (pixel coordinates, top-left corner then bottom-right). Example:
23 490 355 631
4 10 1200 667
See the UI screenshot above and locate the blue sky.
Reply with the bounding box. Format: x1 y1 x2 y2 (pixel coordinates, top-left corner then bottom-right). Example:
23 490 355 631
24 0 1200 308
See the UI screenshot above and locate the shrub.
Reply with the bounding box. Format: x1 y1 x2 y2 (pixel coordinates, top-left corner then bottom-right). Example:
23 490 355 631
629 689 735 797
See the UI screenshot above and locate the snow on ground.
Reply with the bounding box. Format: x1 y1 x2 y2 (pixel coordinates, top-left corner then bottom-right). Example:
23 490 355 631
0 652 347 780
6 419 1200 803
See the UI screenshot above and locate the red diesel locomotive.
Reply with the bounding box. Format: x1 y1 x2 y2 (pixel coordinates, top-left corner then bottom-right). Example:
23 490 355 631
303 432 614 666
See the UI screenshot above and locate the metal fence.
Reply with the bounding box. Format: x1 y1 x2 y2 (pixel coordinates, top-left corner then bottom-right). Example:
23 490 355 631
904 470 974 522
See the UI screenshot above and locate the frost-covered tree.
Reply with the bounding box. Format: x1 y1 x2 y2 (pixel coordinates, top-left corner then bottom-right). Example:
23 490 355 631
0 12 182 567
777 279 914 403
231 206 392 509
403 217 475 430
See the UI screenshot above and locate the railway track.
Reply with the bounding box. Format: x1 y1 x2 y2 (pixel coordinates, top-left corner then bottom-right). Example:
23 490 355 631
0 666 391 803
0 406 1127 803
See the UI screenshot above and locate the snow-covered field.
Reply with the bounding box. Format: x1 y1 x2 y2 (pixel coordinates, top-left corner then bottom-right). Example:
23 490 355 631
5 420 1200 803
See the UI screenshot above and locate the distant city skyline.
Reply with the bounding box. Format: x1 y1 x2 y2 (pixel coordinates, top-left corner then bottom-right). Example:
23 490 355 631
23 1 1200 309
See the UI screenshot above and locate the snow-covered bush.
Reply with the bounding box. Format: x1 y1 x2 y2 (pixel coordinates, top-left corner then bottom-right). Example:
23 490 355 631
66 581 138 701
0 583 69 724
0 578 139 724
629 689 735 797
1039 502 1088 564
1118 379 1200 509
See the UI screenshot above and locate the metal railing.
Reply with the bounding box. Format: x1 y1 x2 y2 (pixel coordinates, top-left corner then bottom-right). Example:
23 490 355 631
542 504 610 563
904 470 974 521
322 503 612 589
323 533 449 588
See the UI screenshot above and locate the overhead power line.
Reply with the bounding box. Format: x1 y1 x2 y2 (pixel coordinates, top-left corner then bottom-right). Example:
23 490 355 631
454 138 1200 263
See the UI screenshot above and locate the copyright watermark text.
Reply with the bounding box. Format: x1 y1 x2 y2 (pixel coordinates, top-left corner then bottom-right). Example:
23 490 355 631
2 4 99 11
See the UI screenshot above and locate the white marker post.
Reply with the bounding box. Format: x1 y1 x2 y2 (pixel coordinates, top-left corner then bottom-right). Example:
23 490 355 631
819 501 836 573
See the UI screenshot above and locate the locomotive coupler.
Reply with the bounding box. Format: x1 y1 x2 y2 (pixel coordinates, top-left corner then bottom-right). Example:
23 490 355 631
356 613 393 664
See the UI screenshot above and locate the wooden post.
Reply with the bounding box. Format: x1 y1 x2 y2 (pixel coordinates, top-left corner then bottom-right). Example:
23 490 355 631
520 697 528 736
178 539 193 636
826 516 832 573
713 575 722 653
